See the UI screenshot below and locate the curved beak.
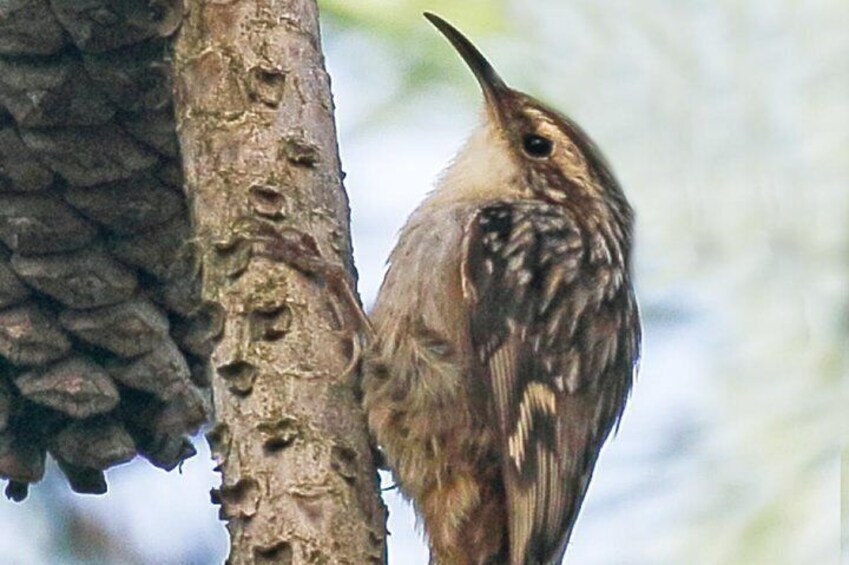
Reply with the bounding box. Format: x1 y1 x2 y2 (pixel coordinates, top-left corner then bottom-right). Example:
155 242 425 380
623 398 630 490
424 13 510 121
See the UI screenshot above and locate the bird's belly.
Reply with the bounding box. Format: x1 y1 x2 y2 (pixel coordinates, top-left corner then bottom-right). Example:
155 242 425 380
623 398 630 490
363 201 484 493
363 337 490 496
363 350 506 564
362 200 509 562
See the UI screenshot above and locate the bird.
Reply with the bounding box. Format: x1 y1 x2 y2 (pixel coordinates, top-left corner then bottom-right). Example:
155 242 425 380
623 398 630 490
360 13 641 565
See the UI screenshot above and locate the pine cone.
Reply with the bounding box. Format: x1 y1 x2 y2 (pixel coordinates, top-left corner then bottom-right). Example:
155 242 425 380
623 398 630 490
0 0 214 499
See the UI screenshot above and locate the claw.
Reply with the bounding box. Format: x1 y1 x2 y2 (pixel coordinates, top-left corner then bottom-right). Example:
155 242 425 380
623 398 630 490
340 328 365 381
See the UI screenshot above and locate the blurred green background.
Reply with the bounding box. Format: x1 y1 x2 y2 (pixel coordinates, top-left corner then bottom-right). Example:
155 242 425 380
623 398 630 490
1 1 845 563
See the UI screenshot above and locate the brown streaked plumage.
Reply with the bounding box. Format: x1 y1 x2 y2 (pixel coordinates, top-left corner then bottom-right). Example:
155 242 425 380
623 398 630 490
362 13 640 565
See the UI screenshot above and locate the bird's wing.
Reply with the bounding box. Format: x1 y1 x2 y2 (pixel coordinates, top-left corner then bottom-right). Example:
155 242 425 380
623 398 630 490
462 201 640 564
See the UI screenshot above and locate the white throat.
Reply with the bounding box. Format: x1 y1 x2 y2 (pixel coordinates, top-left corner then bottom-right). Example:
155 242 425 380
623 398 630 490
426 116 523 207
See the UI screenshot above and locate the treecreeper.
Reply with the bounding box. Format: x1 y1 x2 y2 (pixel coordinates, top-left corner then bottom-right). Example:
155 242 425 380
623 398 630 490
361 13 641 565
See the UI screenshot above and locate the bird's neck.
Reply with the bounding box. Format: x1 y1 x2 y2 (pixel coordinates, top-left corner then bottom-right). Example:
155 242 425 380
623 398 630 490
427 121 526 208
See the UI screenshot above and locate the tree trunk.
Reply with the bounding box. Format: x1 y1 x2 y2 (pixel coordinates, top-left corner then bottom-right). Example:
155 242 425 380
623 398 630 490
173 1 386 563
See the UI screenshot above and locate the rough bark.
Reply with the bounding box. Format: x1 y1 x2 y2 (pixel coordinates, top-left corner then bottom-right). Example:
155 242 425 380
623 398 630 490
173 1 386 563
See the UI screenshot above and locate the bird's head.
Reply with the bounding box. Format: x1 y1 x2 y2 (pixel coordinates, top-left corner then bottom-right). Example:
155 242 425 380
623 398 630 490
426 13 630 224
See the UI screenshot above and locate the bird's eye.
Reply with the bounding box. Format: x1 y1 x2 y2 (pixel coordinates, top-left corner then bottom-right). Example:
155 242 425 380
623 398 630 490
522 134 553 158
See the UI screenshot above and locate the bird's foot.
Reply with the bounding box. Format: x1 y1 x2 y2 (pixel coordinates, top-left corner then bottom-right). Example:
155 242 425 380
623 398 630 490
251 223 372 378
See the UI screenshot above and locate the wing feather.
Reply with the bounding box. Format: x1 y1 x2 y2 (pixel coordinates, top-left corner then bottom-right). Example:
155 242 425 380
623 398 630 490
463 201 640 564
